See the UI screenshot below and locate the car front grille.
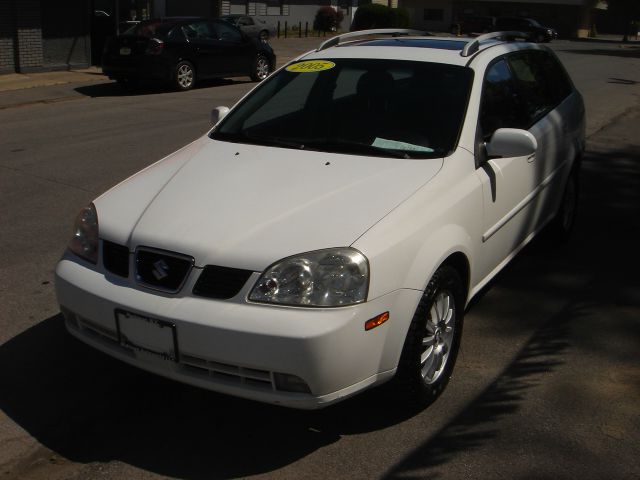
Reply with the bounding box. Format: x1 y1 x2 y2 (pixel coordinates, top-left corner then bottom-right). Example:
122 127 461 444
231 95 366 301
135 248 193 293
193 265 254 300
103 240 130 278
180 353 274 391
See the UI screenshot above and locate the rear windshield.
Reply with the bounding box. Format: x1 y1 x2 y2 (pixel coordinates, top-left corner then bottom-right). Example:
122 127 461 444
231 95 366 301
122 20 177 38
211 58 473 159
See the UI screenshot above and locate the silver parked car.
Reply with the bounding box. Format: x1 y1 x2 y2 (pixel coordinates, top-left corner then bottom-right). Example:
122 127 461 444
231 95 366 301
220 15 275 41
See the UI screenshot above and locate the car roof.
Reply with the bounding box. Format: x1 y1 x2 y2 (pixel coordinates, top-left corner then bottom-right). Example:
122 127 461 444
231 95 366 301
299 31 534 67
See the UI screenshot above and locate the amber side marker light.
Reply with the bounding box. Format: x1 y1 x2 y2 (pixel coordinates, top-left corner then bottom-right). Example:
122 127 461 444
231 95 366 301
365 312 389 331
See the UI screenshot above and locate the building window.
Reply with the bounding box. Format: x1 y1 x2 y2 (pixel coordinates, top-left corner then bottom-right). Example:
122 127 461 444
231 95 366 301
230 0 248 15
424 9 444 21
266 0 285 15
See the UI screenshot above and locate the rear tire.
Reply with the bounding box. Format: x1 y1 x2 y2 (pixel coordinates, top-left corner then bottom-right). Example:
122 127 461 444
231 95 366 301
394 265 464 407
174 60 195 91
250 54 270 82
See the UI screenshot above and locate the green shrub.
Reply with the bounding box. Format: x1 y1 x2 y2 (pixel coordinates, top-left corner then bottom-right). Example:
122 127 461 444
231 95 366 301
351 4 410 30
393 7 410 28
351 4 394 30
314 6 344 32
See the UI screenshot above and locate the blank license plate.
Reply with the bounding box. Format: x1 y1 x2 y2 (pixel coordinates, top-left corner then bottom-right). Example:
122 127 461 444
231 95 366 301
116 310 178 362
119 47 131 55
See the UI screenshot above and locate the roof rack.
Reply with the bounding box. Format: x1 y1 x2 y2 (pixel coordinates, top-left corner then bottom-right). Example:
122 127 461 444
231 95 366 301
460 31 530 57
317 29 426 52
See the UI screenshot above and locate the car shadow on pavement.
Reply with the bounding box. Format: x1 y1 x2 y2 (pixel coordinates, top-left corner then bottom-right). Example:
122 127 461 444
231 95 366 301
74 78 253 98
0 313 424 478
384 136 640 477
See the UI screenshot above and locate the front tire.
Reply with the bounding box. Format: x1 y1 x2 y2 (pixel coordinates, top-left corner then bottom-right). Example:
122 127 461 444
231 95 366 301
174 60 195 91
395 265 464 406
250 54 270 82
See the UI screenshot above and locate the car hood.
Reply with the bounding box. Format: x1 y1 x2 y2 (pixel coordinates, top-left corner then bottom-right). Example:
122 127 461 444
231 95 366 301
96 137 443 271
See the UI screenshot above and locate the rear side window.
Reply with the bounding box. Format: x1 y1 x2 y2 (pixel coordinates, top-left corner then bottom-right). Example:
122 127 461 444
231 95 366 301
534 51 573 103
507 51 573 126
167 26 185 41
183 21 217 41
125 21 176 38
214 21 243 42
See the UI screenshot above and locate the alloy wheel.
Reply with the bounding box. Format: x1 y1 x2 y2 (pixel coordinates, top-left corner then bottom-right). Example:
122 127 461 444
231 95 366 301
255 56 270 81
177 64 194 89
421 290 455 385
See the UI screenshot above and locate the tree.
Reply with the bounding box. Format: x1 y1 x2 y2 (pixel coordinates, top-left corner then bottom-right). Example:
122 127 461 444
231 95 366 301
605 0 640 41
314 6 344 32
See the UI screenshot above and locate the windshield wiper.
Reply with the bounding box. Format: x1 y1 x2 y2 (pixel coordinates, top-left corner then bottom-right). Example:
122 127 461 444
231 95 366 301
305 139 412 159
212 131 306 150
211 133 434 158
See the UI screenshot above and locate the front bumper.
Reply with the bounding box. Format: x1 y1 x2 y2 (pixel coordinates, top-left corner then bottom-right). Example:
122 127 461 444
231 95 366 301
55 253 420 409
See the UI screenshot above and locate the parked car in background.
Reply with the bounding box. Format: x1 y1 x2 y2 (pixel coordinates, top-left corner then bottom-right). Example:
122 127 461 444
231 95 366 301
59 30 584 410
220 15 275 41
451 15 495 35
493 17 558 42
102 18 276 91
118 20 140 34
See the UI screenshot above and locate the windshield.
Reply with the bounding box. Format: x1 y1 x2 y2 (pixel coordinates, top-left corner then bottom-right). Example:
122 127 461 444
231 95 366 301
211 58 473 159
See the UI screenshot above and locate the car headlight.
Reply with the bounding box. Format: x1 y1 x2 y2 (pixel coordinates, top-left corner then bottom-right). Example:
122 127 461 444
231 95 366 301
249 248 369 307
69 203 99 264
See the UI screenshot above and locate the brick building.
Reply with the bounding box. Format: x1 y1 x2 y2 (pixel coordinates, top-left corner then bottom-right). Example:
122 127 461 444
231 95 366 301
0 0 92 74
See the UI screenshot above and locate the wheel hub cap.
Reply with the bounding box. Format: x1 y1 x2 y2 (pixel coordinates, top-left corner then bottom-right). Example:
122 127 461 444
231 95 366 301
420 291 455 385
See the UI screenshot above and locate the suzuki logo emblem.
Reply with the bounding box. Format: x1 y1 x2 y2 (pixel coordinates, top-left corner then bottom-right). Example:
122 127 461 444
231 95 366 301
152 259 170 280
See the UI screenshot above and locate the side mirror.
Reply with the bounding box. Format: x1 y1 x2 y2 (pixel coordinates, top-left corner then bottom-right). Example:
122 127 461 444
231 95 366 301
211 106 230 126
485 128 537 158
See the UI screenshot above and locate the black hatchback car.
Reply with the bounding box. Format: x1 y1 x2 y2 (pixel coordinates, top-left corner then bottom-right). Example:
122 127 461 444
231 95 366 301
493 17 558 42
102 18 276 90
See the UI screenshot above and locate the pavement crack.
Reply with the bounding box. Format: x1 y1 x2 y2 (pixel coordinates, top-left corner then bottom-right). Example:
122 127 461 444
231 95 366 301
0 95 85 111
0 164 95 194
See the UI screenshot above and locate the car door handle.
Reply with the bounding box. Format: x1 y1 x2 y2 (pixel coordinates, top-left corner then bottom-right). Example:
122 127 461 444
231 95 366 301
527 153 535 163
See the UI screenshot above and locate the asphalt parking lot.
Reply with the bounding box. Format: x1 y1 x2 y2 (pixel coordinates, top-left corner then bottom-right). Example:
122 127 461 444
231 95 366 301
0 36 638 480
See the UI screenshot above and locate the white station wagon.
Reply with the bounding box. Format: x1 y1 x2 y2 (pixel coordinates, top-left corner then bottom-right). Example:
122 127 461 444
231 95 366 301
55 30 585 409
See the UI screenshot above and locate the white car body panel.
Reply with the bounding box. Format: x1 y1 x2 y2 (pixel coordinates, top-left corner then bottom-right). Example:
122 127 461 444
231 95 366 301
353 147 481 298
97 139 444 270
55 34 585 409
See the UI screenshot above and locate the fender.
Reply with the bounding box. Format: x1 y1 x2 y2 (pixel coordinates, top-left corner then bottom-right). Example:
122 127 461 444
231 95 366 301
373 226 474 375
404 224 473 299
